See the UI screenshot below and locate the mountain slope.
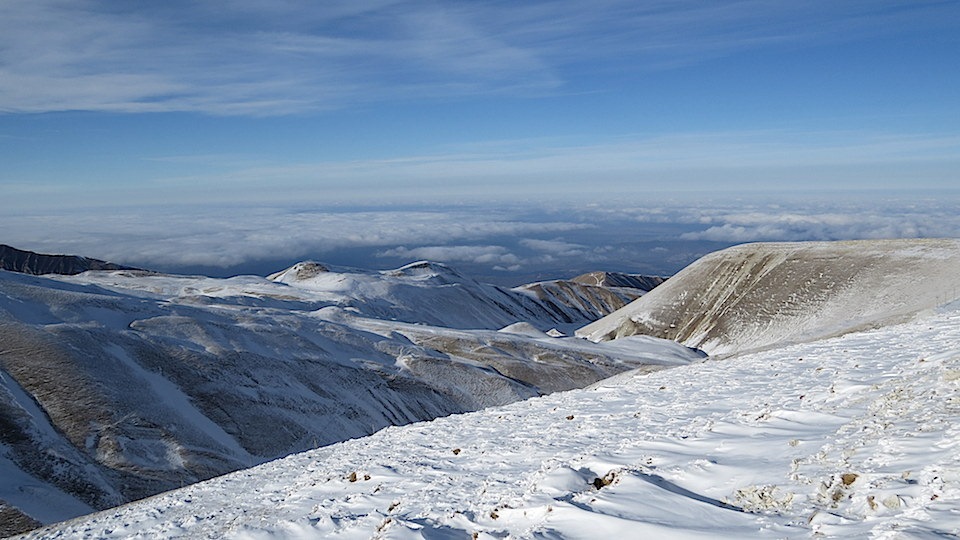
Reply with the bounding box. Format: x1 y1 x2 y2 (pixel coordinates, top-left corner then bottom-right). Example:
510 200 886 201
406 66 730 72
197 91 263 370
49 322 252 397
578 239 960 355
515 271 663 323
21 301 960 539
0 262 700 534
570 270 666 291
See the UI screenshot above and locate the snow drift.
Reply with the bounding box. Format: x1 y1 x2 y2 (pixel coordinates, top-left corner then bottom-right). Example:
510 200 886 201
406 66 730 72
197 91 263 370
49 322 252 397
578 239 960 355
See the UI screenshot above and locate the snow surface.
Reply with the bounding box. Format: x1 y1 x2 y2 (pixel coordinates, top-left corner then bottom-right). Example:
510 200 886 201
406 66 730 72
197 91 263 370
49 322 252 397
21 302 960 539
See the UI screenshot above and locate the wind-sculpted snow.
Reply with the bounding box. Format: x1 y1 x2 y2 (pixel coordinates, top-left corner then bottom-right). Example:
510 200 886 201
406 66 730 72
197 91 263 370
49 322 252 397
578 239 960 355
0 262 696 534
18 301 960 538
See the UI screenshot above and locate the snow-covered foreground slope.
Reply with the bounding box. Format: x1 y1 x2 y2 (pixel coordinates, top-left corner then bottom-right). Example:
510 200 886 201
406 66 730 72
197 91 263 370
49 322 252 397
0 262 691 533
578 239 960 355
23 302 960 539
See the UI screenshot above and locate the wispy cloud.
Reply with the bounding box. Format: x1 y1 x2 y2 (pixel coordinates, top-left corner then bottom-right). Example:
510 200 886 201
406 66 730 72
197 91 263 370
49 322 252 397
1 1 953 115
0 1 556 115
4 129 958 210
144 130 960 196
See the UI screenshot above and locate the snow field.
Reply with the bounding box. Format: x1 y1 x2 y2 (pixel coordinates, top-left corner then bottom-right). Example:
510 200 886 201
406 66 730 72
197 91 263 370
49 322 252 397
21 304 960 539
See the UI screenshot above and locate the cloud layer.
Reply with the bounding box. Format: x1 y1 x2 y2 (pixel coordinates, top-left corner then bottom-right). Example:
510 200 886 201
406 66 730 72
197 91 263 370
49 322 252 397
673 195 960 243
3 193 959 282
0 205 591 269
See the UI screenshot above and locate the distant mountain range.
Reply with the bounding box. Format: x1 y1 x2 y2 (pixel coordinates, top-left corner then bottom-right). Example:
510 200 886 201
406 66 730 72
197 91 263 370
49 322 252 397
0 244 137 276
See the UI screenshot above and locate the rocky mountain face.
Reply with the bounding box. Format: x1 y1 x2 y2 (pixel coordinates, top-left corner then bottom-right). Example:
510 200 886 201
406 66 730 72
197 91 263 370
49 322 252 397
0 244 135 276
578 239 960 355
516 271 665 323
0 256 688 535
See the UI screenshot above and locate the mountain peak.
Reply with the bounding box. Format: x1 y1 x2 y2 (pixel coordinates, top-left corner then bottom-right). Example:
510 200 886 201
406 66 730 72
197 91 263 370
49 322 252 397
266 260 329 282
387 260 464 280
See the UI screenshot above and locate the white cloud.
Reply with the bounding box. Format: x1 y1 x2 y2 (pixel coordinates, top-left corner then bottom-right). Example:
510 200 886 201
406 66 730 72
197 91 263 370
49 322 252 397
519 239 586 257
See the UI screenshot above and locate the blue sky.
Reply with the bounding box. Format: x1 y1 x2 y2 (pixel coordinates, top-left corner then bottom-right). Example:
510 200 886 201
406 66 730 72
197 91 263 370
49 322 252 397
2 1 960 279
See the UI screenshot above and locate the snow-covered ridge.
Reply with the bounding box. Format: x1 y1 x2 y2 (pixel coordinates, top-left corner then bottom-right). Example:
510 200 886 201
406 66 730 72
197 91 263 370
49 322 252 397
266 260 657 332
20 301 960 538
0 260 693 534
578 238 960 355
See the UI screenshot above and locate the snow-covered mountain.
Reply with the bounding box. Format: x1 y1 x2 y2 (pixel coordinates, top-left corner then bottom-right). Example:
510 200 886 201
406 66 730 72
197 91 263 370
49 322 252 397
19 297 960 538
578 239 960 355
267 260 659 333
7 239 960 538
0 259 692 535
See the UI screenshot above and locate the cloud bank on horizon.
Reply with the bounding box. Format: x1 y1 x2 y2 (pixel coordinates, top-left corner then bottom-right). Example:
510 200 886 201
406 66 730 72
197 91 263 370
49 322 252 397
2 194 959 285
